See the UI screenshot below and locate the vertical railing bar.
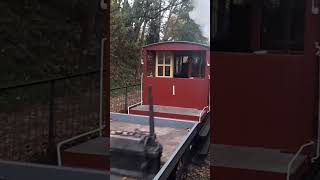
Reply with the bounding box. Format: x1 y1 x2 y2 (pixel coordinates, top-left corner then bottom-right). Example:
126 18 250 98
48 80 55 161
85 76 89 131
12 108 16 161
79 76 84 134
66 79 70 138
71 81 75 137
99 38 106 136
125 86 128 112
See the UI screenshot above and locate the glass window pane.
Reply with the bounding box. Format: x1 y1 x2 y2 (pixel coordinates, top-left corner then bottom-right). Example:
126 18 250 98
147 51 155 76
158 53 164 64
158 66 163 76
165 66 170 76
175 57 181 73
191 57 200 77
165 55 171 64
183 56 189 63
261 0 305 51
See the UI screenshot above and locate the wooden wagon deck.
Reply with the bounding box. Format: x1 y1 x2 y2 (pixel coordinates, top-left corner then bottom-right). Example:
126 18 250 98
110 112 199 179
129 105 206 121
111 119 188 163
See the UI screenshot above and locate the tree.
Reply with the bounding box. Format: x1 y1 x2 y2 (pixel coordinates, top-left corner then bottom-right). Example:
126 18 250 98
145 0 162 44
110 0 209 86
161 0 208 44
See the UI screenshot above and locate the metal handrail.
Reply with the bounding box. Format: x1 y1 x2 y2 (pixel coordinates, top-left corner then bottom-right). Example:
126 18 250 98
0 70 101 91
312 42 320 162
127 101 142 114
198 106 209 122
286 141 314 180
110 83 141 113
126 74 143 114
56 127 105 166
110 84 141 91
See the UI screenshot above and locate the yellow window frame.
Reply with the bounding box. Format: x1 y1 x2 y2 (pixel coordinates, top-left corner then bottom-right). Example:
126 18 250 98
155 51 173 78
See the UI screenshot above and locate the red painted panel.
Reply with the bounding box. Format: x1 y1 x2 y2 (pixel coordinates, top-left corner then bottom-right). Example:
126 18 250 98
211 52 314 151
63 152 109 170
304 0 320 140
130 109 199 121
143 77 209 109
142 42 210 110
212 167 285 180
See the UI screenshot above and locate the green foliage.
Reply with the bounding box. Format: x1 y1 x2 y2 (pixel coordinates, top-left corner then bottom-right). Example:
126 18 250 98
161 0 208 44
111 0 141 88
164 15 208 44
0 0 103 87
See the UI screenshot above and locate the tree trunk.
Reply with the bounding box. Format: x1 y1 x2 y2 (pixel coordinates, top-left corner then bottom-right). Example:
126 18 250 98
139 19 149 45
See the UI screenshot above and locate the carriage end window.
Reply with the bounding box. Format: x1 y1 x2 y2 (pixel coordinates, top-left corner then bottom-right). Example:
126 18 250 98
261 0 305 51
156 52 173 78
174 51 206 79
212 0 305 53
147 51 156 77
147 51 206 79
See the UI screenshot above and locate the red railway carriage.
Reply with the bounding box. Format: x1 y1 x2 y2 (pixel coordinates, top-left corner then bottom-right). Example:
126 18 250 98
211 0 320 180
129 41 210 121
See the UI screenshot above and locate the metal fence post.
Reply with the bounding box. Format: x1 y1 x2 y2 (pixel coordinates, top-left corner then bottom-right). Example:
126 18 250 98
48 80 55 160
124 86 128 112
148 86 155 137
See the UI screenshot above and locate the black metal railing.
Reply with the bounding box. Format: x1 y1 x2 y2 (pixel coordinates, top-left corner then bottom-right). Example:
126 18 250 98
0 71 140 164
110 84 141 113
0 70 100 164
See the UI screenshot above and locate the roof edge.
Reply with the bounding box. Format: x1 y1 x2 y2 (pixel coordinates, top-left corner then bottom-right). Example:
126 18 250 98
143 41 210 48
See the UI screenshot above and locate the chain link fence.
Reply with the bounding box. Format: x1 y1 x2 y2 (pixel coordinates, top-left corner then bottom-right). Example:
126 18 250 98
0 71 100 164
110 84 141 113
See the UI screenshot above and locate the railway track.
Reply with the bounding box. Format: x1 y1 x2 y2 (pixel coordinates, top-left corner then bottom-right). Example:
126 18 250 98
169 115 210 180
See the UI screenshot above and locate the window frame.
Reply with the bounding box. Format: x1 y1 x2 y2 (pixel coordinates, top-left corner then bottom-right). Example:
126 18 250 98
173 51 206 79
155 51 174 78
213 0 305 53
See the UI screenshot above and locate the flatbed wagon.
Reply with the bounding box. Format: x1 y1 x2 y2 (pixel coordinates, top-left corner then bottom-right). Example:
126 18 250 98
109 112 205 180
110 41 211 179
